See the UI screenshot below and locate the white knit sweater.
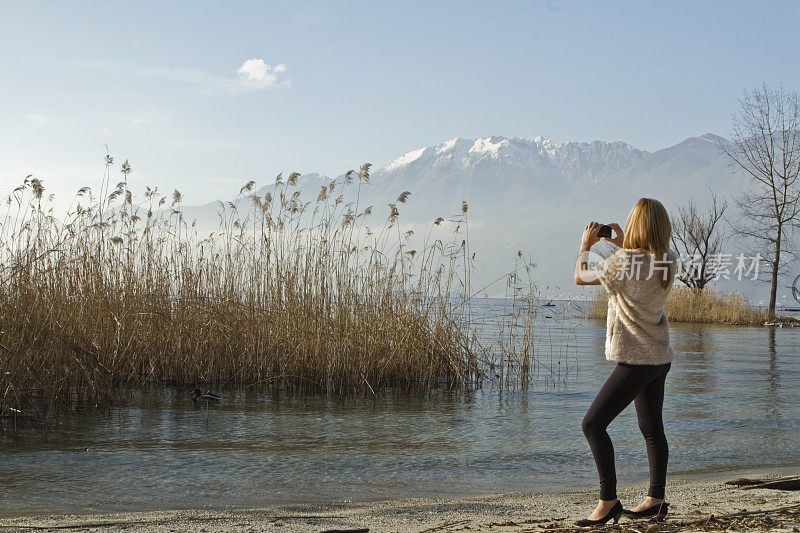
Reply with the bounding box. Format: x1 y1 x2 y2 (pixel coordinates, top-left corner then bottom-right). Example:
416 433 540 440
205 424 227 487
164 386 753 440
594 247 677 365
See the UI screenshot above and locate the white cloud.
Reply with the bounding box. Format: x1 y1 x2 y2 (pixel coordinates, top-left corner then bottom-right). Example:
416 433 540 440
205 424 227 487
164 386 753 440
27 114 48 123
236 59 288 89
81 59 290 96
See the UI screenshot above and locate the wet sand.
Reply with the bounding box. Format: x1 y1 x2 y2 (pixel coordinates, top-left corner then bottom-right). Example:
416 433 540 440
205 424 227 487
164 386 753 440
1 466 798 532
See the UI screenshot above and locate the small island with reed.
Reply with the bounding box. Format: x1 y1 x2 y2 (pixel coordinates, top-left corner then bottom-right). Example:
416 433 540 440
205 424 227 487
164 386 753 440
0 166 545 421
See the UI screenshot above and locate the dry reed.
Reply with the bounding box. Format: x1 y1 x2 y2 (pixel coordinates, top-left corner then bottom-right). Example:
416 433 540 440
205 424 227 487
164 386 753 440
0 157 546 419
587 286 770 325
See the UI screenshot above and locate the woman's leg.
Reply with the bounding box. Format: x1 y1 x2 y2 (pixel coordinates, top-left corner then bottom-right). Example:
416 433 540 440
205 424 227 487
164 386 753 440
633 363 670 500
582 363 666 500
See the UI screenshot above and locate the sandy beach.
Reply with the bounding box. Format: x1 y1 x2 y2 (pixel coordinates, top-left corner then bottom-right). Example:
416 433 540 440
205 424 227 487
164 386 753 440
1 466 798 532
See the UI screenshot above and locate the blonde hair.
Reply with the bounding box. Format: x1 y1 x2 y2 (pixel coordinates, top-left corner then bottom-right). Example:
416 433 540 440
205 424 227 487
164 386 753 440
622 198 673 289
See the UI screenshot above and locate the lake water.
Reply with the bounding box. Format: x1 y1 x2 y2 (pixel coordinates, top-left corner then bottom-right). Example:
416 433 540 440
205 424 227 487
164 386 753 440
1 300 799 515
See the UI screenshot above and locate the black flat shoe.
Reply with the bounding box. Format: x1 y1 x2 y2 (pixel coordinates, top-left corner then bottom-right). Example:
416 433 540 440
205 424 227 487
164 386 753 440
574 500 623 526
622 501 669 518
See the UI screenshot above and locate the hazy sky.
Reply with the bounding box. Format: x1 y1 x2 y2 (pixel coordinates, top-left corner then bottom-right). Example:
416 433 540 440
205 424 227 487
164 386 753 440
1 0 799 209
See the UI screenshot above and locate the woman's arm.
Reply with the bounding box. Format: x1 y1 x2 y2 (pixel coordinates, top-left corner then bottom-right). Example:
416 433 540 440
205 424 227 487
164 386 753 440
575 222 602 285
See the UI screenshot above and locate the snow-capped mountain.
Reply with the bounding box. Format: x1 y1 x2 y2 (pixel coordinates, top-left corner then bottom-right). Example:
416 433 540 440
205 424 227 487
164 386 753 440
368 133 736 217
379 135 647 185
371 136 648 214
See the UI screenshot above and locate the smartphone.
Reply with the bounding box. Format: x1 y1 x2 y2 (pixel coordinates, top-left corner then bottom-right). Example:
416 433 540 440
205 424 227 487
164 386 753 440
597 225 612 238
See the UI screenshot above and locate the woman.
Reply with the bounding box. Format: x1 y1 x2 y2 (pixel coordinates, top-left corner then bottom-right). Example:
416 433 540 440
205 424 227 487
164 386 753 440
572 198 677 526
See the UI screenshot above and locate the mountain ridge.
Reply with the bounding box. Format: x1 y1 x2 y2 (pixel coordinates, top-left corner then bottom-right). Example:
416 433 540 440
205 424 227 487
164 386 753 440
180 132 789 302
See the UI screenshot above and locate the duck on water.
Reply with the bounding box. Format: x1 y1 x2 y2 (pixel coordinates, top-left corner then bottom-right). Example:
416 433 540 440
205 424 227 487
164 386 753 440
192 389 222 404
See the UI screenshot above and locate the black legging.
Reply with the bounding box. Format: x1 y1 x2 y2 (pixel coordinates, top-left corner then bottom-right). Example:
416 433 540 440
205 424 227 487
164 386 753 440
581 362 671 501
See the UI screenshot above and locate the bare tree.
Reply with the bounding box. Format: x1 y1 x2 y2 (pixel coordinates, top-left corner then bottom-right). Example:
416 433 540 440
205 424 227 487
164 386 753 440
720 82 800 318
671 192 728 293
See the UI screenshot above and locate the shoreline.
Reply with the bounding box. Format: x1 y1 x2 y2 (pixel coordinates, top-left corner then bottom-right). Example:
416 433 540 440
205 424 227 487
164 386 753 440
2 465 798 532
585 286 800 327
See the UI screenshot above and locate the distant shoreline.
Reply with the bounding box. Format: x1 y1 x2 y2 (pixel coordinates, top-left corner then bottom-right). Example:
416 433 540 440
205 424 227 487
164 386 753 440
586 287 800 326
2 464 799 531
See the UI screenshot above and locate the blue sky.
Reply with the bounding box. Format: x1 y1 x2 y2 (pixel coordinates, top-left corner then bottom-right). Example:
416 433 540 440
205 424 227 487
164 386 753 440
1 0 799 208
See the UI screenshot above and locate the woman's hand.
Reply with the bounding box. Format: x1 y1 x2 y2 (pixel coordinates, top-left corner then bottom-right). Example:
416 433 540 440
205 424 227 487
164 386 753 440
581 221 601 250
606 223 624 247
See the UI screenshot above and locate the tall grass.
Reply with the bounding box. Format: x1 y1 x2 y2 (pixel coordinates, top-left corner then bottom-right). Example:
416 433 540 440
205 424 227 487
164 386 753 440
587 286 769 325
0 157 547 419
